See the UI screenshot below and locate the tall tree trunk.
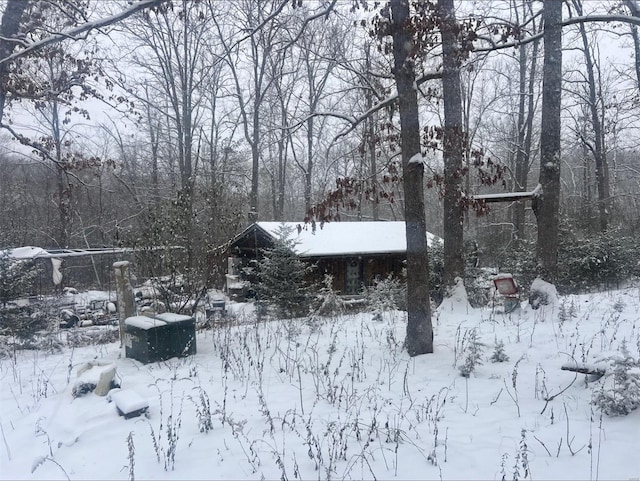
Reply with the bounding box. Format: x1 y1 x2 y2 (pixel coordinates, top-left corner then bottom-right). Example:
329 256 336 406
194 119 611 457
513 37 528 242
304 115 314 215
513 29 540 242
369 113 379 221
249 112 260 222
0 0 29 121
438 0 465 289
517 36 540 241
49 86 72 249
276 79 289 221
364 43 380 221
390 0 433 356
632 24 640 90
277 135 287 221
532 0 563 283
575 0 609 232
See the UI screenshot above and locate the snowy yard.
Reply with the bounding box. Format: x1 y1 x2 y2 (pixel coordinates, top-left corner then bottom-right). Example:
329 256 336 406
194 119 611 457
1 287 639 480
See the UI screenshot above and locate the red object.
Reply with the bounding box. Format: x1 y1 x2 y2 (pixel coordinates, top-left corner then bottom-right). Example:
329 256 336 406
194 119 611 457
494 275 518 296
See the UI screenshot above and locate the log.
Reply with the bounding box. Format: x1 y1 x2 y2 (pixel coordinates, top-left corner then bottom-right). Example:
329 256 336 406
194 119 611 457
560 363 605 377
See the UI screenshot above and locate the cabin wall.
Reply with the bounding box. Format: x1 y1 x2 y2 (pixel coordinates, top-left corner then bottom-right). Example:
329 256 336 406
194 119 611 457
226 225 407 297
314 255 405 295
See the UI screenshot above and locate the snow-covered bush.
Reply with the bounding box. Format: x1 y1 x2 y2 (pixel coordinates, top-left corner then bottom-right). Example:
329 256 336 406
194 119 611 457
490 337 509 363
363 273 407 311
558 230 640 293
591 341 640 416
458 328 485 377
429 239 498 308
528 277 559 310
313 274 344 316
0 250 41 307
439 277 473 314
558 299 577 325
465 266 498 308
256 224 316 318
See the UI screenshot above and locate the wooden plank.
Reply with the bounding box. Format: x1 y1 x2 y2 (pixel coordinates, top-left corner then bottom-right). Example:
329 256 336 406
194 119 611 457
474 192 535 203
473 183 542 204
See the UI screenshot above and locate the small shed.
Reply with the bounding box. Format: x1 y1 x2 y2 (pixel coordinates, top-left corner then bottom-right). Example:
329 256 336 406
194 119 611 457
226 222 438 296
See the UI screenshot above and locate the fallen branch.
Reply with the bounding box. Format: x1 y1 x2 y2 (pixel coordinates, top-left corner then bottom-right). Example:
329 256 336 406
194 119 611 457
560 363 606 377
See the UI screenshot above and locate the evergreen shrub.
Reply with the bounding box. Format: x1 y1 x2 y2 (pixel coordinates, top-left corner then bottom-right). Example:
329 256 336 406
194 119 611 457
256 224 316 318
591 341 640 416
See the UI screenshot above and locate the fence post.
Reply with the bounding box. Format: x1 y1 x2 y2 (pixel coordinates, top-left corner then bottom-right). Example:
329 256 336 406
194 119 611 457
113 261 136 351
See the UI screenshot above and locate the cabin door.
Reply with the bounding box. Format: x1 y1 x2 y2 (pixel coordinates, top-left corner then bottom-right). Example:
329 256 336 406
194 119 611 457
345 258 361 295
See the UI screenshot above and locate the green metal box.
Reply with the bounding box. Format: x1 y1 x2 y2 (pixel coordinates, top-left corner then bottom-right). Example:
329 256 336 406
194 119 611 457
154 313 197 358
124 316 169 364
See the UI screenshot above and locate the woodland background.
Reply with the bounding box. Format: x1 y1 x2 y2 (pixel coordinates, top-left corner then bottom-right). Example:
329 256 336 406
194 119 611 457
1 0 639 295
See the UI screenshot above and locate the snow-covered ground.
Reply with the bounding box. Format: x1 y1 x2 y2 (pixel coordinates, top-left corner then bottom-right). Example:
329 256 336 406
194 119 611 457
1 287 639 480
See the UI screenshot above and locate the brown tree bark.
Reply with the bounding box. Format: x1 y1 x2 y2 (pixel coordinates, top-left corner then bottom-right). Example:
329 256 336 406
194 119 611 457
532 0 563 283
438 0 465 289
0 0 30 120
390 0 433 356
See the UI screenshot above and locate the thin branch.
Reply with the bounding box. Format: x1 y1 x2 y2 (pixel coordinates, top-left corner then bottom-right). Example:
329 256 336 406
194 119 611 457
475 13 640 53
0 121 84 185
0 0 168 66
279 0 339 53
326 71 442 143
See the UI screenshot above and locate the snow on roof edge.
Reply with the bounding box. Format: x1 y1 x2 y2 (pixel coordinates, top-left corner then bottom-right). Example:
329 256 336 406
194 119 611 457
253 221 439 257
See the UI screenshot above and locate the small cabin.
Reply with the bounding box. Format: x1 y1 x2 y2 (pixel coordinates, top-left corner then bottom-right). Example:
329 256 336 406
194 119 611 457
226 221 438 296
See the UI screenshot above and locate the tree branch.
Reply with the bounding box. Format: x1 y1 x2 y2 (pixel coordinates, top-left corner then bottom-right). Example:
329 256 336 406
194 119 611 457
475 13 640 53
0 0 168 66
328 71 442 143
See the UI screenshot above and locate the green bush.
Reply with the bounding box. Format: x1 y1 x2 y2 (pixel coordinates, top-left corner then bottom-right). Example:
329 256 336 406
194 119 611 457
256 224 317 318
557 231 639 294
482 230 639 298
591 342 640 416
363 274 407 311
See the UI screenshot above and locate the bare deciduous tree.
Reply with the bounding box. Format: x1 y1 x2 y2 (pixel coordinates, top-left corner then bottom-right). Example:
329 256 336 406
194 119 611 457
389 0 433 356
532 0 563 283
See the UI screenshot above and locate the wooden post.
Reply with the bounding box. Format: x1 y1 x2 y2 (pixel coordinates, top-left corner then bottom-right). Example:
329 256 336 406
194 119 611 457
113 261 135 350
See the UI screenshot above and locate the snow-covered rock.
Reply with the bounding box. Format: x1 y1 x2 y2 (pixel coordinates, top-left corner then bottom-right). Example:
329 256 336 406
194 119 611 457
529 277 560 309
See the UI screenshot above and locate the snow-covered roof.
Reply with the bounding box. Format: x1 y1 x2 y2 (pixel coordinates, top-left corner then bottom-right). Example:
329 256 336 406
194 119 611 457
1 246 177 260
1 246 133 259
5 246 49 259
253 221 439 258
154 313 194 324
125 316 167 330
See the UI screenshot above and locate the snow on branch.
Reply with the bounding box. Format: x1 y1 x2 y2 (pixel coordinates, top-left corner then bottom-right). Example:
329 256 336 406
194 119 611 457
475 14 640 53
325 71 442 143
473 184 541 203
0 0 168 66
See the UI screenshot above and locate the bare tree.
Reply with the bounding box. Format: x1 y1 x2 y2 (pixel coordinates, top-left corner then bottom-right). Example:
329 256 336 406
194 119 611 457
438 0 465 290
532 0 563 283
512 0 541 243
570 0 610 232
211 0 290 222
0 0 167 121
389 0 433 356
295 11 342 215
120 0 214 270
